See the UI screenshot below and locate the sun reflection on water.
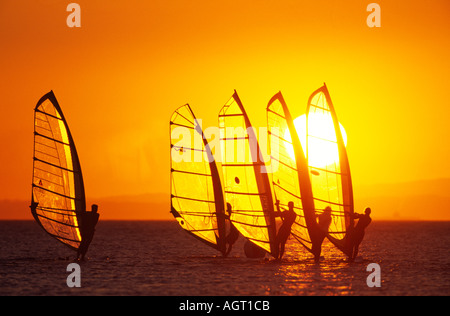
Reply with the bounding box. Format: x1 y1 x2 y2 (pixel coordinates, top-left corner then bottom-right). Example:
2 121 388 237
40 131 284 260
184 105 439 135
272 238 356 295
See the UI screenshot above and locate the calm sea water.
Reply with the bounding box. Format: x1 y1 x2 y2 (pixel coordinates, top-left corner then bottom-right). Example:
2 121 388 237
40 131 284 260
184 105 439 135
0 220 449 296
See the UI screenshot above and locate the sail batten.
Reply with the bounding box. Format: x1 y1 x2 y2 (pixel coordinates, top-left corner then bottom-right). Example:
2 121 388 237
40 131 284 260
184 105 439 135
32 184 81 201
33 157 78 173
35 213 79 228
34 132 71 146
219 91 278 257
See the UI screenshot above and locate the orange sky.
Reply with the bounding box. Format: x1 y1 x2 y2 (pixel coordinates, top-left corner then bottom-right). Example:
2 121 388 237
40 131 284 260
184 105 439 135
0 1 449 220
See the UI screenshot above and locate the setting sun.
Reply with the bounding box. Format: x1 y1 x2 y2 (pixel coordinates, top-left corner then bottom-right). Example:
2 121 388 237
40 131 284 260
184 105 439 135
284 114 347 168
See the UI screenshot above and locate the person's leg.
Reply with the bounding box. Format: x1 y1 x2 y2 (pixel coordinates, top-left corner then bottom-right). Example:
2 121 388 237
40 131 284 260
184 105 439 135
353 243 360 259
279 241 285 259
224 244 231 257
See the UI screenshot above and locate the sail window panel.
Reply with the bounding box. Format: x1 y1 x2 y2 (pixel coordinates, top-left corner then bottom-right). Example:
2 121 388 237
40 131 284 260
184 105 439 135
232 213 270 247
171 106 196 127
179 215 218 246
171 189 215 217
44 113 66 143
38 100 61 119
41 207 80 241
273 163 301 201
172 165 214 202
57 119 75 174
220 100 242 116
33 189 80 241
173 198 214 217
223 164 258 195
34 134 58 150
34 131 73 173
34 211 73 242
172 160 211 182
39 218 64 241
269 142 300 200
33 145 63 169
34 139 59 162
172 196 216 220
54 136 72 172
34 151 75 198
326 172 342 206
36 207 77 226
310 92 329 112
172 156 210 176
171 196 218 245
33 189 81 244
171 190 219 244
33 186 74 212
34 132 57 147
38 216 81 248
56 237 80 250
311 169 342 209
33 168 64 191
221 128 252 165
172 172 214 203
228 194 263 216
35 111 51 127
232 206 265 217
170 130 211 166
57 118 70 143
35 120 52 136
65 169 76 200
34 159 64 179
223 115 245 131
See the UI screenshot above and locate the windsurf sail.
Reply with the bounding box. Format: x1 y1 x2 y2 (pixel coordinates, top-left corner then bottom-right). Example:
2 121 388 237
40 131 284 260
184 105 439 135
306 83 354 256
219 91 278 257
31 91 88 251
267 92 317 253
170 104 226 255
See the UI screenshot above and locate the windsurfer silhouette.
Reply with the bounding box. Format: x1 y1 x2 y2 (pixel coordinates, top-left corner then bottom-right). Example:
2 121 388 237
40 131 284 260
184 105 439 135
312 206 333 263
224 203 239 257
77 204 100 261
347 207 372 262
274 200 296 260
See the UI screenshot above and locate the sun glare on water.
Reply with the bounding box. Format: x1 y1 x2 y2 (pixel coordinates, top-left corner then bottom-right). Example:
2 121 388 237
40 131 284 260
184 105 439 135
285 114 347 168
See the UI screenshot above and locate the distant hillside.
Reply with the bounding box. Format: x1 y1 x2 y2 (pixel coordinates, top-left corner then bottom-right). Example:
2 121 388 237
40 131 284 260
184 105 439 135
357 178 450 199
0 193 172 220
90 193 171 220
0 200 31 220
1 179 449 220
355 178 450 220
